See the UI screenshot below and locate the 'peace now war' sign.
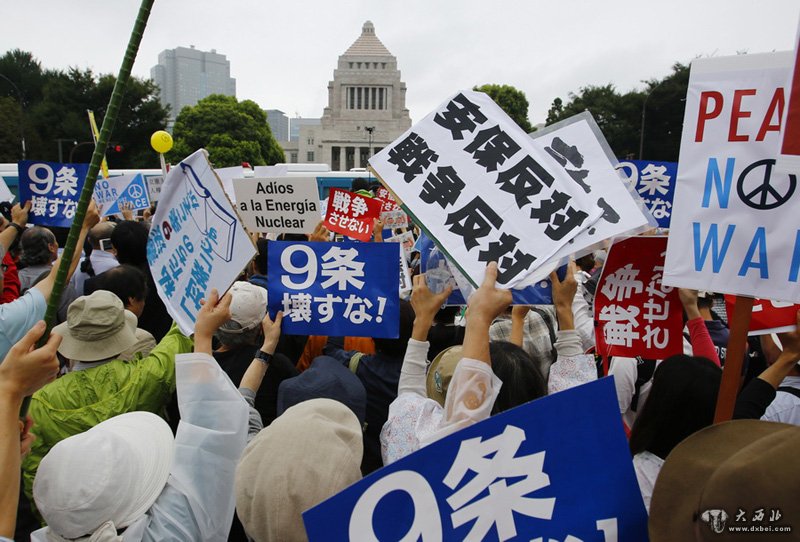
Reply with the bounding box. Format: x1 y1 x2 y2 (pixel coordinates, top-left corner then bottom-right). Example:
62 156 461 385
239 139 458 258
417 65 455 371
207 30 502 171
369 90 602 290
595 236 684 359
267 241 400 338
146 149 255 335
18 160 87 228
664 52 800 302
93 173 151 217
232 177 321 234
304 378 648 541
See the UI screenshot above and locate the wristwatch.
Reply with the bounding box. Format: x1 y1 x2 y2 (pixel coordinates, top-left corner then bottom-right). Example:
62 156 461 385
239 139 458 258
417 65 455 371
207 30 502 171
254 350 272 365
9 223 24 235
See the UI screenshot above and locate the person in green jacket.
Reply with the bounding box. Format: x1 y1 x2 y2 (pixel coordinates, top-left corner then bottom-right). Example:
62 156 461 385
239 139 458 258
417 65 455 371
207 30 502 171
21 289 193 506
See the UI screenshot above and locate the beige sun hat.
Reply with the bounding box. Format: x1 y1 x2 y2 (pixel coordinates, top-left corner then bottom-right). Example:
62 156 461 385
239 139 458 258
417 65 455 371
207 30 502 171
54 290 138 362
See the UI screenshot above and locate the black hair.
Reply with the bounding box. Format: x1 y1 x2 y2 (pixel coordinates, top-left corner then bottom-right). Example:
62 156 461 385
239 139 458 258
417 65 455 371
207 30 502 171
697 295 714 310
351 178 370 193
373 300 415 357
489 341 548 415
110 220 149 266
92 264 149 305
276 233 307 242
575 254 595 274
629 355 722 459
253 238 268 275
19 226 56 267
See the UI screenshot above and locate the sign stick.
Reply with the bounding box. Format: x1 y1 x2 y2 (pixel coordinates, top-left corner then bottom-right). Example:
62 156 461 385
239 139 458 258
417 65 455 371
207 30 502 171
20 0 156 418
713 295 754 423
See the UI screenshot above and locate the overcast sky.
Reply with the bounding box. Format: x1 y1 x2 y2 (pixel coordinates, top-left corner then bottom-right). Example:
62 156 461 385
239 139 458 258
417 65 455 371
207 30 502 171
2 1 798 125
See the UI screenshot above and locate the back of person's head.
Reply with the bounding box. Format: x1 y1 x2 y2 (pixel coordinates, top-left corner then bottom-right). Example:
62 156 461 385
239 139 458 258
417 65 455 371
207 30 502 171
236 398 363 542
426 341 547 412
93 264 148 309
697 292 715 310
489 340 547 414
277 356 367 425
110 220 149 266
350 178 370 193
649 420 800 542
373 300 415 358
575 254 595 274
20 226 56 267
88 222 116 250
253 238 268 275
33 411 175 539
629 355 722 459
215 281 268 347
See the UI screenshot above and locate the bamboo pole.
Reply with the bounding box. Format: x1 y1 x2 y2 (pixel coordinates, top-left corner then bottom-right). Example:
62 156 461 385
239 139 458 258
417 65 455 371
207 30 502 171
21 0 156 417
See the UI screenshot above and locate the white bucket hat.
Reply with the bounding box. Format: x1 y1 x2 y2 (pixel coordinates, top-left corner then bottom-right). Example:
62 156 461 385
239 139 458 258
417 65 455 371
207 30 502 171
33 411 175 540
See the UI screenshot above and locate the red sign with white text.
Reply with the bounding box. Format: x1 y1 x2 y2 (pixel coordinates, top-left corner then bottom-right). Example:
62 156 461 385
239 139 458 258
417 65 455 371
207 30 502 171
595 236 683 359
324 188 382 242
375 187 409 229
725 295 800 335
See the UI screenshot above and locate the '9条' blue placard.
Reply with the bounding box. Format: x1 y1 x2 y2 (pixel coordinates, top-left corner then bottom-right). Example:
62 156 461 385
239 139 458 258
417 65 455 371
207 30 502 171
303 378 649 541
615 160 677 229
18 160 87 228
267 241 400 338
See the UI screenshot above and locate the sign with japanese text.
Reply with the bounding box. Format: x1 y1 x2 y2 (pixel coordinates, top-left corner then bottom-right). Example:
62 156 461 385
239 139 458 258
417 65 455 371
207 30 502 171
146 174 164 202
18 160 86 227
267 240 399 338
324 188 382 242
725 295 800 336
663 52 800 302
525 112 653 283
233 177 321 234
386 230 415 260
146 149 256 335
616 160 677 228
303 378 648 541
595 236 683 359
93 173 151 217
375 186 409 228
369 90 602 289
398 243 412 296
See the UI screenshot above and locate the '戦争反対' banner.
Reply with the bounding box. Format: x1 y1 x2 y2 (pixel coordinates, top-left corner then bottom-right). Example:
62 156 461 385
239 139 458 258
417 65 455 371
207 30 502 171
267 240 399 338
664 52 800 302
146 149 256 335
369 90 603 289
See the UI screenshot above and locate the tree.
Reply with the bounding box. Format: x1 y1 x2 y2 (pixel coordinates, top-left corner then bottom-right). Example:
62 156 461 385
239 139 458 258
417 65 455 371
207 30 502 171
168 94 285 167
0 50 170 166
545 63 690 161
473 84 535 133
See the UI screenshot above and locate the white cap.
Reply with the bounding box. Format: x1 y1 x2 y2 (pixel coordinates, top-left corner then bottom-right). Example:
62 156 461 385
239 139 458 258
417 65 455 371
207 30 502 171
228 281 268 332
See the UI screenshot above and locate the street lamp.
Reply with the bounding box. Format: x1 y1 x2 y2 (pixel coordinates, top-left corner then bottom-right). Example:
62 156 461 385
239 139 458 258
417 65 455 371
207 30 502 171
365 126 375 182
0 73 26 160
638 79 667 161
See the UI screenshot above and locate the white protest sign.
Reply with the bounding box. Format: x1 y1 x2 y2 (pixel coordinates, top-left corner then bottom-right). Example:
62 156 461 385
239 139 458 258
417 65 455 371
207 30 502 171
146 149 256 334
525 111 654 285
398 242 412 296
369 90 602 289
0 176 15 203
232 177 321 234
93 174 151 216
386 230 415 260
663 52 800 302
146 174 164 202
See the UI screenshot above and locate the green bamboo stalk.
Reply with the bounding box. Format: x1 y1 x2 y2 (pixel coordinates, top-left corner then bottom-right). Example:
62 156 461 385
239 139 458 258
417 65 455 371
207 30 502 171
21 0 156 417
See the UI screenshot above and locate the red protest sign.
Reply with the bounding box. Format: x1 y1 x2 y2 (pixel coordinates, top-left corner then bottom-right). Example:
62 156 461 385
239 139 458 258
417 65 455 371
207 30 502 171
595 236 683 359
375 187 408 229
725 295 800 335
324 188 382 242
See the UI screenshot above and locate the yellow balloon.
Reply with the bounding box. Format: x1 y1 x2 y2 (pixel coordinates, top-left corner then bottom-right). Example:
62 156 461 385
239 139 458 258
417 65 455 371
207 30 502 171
150 130 173 154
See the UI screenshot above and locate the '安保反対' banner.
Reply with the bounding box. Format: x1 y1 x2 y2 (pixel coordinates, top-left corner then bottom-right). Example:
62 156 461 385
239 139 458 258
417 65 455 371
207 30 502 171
146 149 256 335
267 240 399 338
595 236 684 359
616 160 678 229
233 177 321 234
369 90 602 289
18 160 87 228
93 173 151 217
303 378 648 541
664 52 800 302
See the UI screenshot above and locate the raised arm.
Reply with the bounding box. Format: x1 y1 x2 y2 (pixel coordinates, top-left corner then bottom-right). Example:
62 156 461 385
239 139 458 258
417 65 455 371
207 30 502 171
679 288 720 366
0 202 30 259
462 262 512 365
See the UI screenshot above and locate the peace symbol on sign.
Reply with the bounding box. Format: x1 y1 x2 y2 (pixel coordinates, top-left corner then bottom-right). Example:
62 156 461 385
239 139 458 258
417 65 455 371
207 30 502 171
128 184 144 199
736 159 796 210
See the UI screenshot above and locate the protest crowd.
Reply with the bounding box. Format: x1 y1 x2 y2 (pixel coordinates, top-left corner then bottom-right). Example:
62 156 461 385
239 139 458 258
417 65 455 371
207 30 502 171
1 50 800 542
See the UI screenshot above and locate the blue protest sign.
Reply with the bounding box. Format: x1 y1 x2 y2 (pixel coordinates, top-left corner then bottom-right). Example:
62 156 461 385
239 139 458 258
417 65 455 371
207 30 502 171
267 241 400 338
417 230 564 305
94 173 151 216
303 378 648 541
17 160 87 227
616 160 677 228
